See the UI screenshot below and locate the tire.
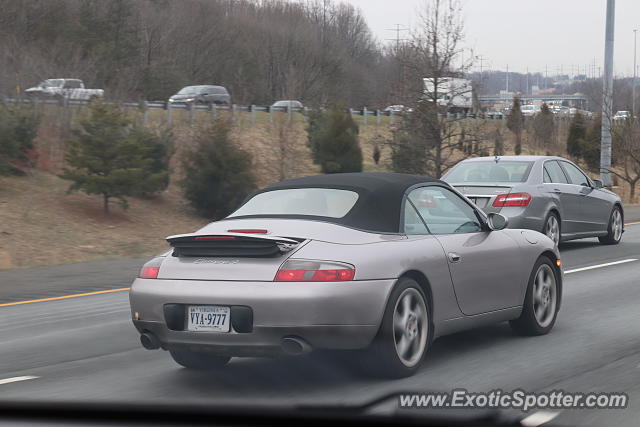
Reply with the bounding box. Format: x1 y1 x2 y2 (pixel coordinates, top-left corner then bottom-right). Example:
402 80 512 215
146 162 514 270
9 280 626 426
542 212 561 246
599 206 623 245
169 350 231 370
361 277 431 378
510 256 560 336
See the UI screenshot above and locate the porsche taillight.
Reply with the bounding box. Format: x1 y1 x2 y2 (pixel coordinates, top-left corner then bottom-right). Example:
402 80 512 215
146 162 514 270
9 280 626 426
139 267 159 279
275 260 355 282
138 257 164 279
492 192 532 207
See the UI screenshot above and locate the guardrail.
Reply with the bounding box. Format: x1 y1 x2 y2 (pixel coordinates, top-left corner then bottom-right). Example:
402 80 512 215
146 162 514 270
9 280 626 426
1 96 520 126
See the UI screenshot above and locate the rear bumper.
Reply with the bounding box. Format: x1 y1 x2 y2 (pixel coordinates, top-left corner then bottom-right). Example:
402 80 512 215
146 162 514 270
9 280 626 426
129 278 396 355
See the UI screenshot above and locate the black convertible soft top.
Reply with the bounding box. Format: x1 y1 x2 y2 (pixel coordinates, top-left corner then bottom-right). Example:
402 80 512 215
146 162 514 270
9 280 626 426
232 173 446 233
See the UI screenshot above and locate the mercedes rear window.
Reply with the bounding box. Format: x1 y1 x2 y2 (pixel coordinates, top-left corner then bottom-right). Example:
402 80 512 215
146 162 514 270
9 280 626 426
230 188 359 218
445 161 533 183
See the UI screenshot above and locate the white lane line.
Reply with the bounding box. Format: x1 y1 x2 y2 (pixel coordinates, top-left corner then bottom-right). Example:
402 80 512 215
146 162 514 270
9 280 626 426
521 410 561 426
564 259 638 274
0 376 39 385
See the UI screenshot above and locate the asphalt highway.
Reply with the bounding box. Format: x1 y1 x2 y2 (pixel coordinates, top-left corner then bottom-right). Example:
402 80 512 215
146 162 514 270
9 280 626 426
1 221 640 426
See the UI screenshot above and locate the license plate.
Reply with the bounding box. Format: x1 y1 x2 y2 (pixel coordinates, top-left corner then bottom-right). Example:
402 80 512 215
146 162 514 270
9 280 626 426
187 306 230 332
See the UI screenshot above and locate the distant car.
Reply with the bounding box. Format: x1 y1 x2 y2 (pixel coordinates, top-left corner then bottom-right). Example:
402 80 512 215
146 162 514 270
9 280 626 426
168 85 230 106
521 104 538 117
130 172 561 378
443 156 624 246
384 105 406 113
271 100 303 111
614 111 631 121
24 78 104 101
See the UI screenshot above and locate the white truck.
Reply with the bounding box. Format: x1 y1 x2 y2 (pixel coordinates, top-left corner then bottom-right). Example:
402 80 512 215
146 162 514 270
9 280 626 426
424 77 473 114
25 79 104 101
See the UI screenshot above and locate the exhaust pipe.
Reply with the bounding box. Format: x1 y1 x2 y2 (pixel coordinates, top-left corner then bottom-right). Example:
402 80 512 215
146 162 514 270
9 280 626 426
281 336 312 355
140 332 161 350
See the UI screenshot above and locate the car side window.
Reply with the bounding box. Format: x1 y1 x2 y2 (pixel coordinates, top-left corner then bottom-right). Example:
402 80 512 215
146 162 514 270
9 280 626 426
407 186 483 235
544 161 568 184
403 200 429 234
561 162 590 186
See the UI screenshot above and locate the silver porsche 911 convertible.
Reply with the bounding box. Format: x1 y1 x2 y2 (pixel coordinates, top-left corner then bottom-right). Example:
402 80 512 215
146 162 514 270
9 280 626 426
130 173 562 378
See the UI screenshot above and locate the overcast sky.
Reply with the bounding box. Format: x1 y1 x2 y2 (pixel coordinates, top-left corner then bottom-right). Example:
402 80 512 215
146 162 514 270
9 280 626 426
339 0 640 77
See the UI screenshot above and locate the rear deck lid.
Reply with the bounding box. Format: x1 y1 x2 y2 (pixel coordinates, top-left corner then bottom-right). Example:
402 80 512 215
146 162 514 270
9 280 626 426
157 218 403 281
452 184 513 210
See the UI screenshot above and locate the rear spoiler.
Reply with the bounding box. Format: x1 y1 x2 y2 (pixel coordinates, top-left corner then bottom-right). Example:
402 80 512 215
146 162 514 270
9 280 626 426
166 233 302 258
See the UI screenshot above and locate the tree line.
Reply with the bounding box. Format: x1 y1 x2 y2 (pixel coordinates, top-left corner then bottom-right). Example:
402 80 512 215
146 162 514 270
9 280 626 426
0 0 397 107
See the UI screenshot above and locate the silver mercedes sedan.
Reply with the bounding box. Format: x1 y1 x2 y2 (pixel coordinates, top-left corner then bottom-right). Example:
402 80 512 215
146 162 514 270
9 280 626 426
443 156 624 246
130 173 561 378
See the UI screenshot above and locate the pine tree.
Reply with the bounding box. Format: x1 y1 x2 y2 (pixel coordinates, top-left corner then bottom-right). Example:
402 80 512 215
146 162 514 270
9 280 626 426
0 106 39 175
582 115 602 172
566 112 587 158
507 98 525 155
181 120 256 219
315 105 363 174
533 103 555 148
60 101 171 213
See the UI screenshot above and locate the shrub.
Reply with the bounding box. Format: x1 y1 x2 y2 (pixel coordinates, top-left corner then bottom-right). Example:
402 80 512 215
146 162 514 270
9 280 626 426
582 115 602 172
507 98 525 155
532 103 555 148
0 106 39 175
566 112 587 158
181 120 256 219
308 105 362 174
60 101 172 213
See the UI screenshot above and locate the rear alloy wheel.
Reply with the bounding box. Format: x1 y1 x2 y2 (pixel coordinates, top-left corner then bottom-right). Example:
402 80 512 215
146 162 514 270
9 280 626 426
599 207 623 245
543 212 561 245
169 350 231 370
362 278 430 378
510 256 560 336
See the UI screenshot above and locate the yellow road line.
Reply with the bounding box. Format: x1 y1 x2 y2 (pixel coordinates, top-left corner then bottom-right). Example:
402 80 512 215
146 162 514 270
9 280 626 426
625 221 640 226
0 287 130 307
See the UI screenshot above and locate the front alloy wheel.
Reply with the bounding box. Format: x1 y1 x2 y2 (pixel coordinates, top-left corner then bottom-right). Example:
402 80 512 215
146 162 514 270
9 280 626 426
531 264 557 328
510 256 560 335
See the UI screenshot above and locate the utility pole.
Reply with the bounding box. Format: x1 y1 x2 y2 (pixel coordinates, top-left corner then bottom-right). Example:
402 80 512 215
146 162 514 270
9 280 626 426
506 64 509 93
526 67 529 95
386 24 409 51
386 24 409 101
545 65 548 89
633 29 638 117
601 0 615 186
476 55 487 88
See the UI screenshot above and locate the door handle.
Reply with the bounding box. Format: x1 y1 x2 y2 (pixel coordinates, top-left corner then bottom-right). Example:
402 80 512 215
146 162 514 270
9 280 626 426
448 252 461 263
552 188 562 193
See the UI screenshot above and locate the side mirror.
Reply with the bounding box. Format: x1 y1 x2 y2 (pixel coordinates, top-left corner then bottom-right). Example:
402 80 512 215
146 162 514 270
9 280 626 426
592 179 603 189
487 213 509 231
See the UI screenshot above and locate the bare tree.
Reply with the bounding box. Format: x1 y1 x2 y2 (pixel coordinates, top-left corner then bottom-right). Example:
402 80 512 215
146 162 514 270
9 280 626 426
389 0 483 178
269 115 306 181
610 120 640 202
